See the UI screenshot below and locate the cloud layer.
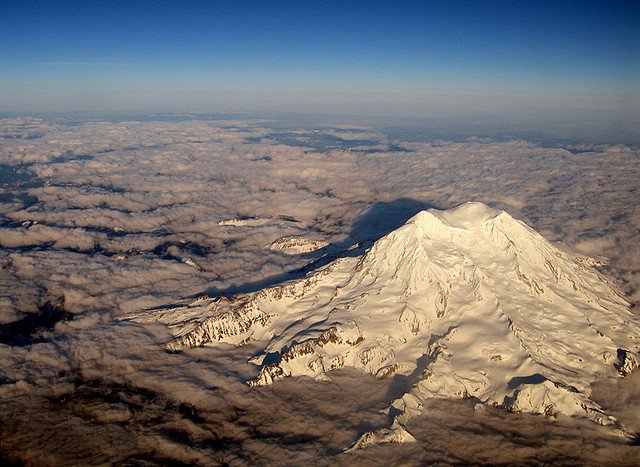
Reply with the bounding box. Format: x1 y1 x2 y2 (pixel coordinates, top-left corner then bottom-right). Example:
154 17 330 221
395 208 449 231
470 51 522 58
1 116 639 464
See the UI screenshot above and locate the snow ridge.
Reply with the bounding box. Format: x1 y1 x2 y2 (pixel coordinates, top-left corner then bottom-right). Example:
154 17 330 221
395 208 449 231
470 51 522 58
124 202 640 447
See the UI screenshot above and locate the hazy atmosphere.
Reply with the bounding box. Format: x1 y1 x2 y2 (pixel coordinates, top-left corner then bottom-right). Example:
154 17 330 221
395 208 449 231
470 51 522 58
1 1 639 466
2 1 639 129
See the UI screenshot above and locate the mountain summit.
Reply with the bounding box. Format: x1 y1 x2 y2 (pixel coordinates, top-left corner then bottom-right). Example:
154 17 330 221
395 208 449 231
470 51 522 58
126 202 640 446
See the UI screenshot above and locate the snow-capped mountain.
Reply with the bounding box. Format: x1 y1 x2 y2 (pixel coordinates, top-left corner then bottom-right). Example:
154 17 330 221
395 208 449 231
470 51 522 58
125 202 640 446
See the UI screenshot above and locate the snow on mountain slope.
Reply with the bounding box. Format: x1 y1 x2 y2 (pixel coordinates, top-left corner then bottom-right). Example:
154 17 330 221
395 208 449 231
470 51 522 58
124 202 640 446
268 235 329 254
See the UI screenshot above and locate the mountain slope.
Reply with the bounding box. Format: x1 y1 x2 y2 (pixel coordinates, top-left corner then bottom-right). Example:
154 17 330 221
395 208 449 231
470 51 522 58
124 202 640 446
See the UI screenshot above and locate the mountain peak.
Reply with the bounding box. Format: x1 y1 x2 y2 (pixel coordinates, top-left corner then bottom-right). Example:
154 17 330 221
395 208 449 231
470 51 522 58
411 201 502 230
125 202 640 448
393 202 509 250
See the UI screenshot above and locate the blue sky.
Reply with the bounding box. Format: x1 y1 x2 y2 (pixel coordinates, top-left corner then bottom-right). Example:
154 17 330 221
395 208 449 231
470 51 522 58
0 0 638 121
